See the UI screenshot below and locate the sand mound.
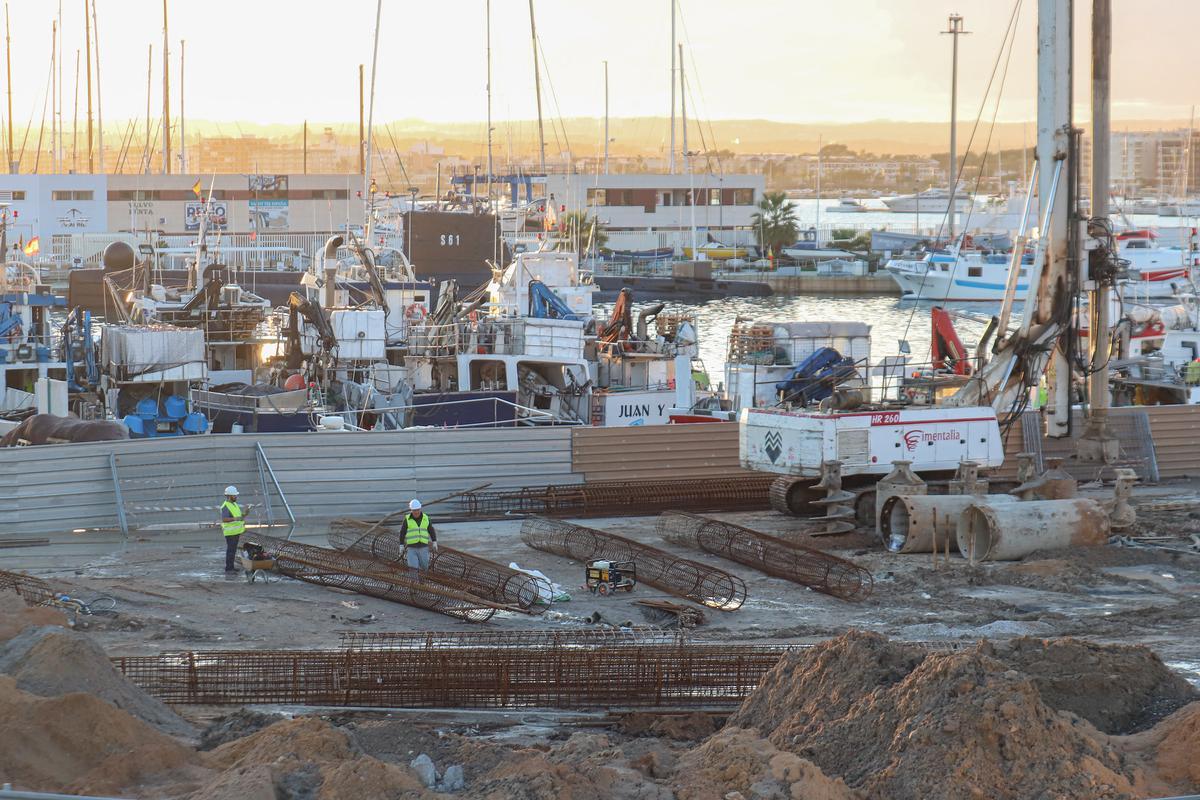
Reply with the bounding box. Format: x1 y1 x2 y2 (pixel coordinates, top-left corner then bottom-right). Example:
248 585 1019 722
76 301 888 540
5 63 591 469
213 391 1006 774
619 711 718 741
318 756 428 798
0 675 199 795
469 733 671 800
729 631 1141 800
206 717 359 770
987 637 1197 734
1117 701 1200 795
672 727 858 800
0 625 194 738
0 591 68 643
198 709 287 751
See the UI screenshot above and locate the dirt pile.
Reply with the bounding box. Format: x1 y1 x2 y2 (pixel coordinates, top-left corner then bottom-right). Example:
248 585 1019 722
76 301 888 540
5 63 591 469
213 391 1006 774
0 592 68 643
728 631 1144 799
1119 702 1200 794
619 711 719 741
988 637 1198 733
465 732 671 800
0 625 195 738
0 675 202 796
197 717 429 799
672 727 858 800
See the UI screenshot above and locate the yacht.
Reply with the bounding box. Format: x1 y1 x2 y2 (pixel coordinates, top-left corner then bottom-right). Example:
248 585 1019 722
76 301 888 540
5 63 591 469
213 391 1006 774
882 188 973 214
829 197 868 213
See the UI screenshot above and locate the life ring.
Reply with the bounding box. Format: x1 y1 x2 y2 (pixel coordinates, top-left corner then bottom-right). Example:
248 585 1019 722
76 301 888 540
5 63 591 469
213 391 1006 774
404 303 427 322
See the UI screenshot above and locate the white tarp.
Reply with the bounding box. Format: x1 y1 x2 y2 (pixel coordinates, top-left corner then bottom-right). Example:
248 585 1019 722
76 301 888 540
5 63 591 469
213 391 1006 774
101 325 206 373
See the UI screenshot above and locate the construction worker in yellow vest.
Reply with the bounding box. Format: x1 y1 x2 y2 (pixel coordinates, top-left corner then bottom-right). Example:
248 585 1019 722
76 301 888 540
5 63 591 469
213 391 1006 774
220 486 250 574
403 499 438 571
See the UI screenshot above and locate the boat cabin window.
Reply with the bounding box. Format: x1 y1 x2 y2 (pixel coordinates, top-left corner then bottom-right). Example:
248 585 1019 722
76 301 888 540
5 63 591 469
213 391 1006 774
967 266 983 277
1127 240 1149 249
661 192 672 206
469 360 508 390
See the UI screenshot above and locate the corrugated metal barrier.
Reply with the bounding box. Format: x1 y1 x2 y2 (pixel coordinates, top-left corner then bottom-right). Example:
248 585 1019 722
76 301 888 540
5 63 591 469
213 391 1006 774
571 423 747 482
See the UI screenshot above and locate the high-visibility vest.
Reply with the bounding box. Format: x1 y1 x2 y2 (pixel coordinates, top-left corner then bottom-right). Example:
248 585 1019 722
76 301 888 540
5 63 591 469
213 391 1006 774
221 500 245 537
405 513 431 546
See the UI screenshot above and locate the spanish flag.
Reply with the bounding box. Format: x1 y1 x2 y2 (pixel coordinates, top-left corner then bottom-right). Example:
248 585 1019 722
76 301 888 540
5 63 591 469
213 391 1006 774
23 236 39 256
191 178 202 198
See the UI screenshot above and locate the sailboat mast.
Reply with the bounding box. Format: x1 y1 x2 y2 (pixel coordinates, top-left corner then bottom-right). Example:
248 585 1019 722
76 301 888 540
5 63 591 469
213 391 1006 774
84 0 92 172
942 13 969 242
92 0 102 172
161 0 169 174
486 0 493 215
363 0 382 241
680 43 696 258
178 39 185 172
143 43 151 173
50 21 56 173
72 48 78 173
668 0 676 174
603 60 609 175
528 0 546 173
5 1 12 172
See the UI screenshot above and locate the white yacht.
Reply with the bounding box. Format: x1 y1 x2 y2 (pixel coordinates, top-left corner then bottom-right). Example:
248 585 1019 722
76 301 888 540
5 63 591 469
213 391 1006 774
829 197 868 213
882 188 973 214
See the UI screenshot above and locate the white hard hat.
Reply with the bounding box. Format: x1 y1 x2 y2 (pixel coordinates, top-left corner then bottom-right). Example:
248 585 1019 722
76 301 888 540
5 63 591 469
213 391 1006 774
225 486 239 496
409 498 422 511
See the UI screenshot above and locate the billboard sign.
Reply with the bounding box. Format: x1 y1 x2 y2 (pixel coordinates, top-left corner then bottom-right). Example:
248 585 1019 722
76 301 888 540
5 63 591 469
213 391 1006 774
185 201 229 231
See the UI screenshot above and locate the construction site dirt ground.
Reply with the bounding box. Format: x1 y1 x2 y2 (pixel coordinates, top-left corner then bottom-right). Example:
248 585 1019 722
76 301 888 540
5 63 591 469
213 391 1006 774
5 480 1200 799
4 479 1200 684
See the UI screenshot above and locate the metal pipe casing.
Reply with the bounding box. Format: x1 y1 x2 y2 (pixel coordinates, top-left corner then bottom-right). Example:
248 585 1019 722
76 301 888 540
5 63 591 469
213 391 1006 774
881 493 1017 554
956 498 1109 564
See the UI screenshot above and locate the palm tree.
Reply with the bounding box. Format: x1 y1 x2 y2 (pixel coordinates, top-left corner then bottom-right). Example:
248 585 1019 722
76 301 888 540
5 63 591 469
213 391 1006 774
750 191 800 258
560 211 608 259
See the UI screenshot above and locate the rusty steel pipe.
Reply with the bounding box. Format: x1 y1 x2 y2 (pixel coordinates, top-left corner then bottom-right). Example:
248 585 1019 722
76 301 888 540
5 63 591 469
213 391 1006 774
328 528 551 612
880 494 1018 554
249 534 508 622
520 516 747 611
955 498 1111 564
655 511 873 600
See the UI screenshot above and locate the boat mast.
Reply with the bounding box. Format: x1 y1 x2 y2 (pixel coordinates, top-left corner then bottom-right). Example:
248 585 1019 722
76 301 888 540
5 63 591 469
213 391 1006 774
816 134 822 244
680 43 696 259
668 0 676 174
603 60 609 175
72 48 78 173
942 13 969 242
178 38 185 172
486 0 493 208
363 0 382 242
5 1 13 172
84 0 92 172
50 20 56 173
142 44 151 173
528 0 546 173
161 0 169 174
91 0 103 172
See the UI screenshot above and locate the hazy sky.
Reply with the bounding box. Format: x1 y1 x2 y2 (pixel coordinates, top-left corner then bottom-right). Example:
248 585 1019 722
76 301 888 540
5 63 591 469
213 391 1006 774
3 0 1197 131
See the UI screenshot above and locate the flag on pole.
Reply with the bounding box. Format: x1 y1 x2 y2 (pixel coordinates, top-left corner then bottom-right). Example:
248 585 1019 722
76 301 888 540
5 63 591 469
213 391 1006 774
192 178 203 198
23 236 39 256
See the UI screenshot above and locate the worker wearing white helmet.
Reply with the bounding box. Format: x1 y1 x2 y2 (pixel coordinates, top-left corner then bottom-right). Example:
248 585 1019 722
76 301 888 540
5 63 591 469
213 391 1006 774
403 498 438 572
220 486 251 575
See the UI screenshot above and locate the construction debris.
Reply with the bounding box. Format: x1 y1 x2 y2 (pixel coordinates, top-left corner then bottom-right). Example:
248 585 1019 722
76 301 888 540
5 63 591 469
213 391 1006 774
0 569 56 606
248 534 512 622
520 516 747 610
956 498 1111 564
633 598 706 628
115 630 783 709
655 511 873 600
328 528 553 612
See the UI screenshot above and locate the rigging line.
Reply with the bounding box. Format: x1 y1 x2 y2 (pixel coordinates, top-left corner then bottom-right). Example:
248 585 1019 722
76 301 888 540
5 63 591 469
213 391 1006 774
384 125 413 189
29 55 54 173
898 0 1024 350
533 33 571 159
674 4 723 174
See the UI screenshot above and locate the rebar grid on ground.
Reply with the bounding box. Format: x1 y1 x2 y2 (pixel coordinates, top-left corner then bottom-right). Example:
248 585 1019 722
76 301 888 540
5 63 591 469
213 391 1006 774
519 517 747 611
249 535 509 623
328 529 551 612
461 475 775 517
655 511 874 600
113 641 784 709
0 568 55 606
